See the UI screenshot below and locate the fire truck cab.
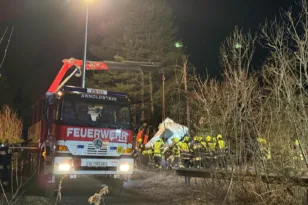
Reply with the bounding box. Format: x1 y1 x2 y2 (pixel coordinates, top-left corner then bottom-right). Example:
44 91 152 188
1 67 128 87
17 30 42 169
27 58 140 197
30 85 134 196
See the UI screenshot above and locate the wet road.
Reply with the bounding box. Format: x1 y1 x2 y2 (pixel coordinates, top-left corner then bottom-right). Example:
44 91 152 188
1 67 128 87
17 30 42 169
58 179 160 205
22 175 161 205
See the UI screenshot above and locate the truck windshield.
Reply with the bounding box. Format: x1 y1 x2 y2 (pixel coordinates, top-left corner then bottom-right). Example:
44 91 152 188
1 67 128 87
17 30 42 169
60 96 131 130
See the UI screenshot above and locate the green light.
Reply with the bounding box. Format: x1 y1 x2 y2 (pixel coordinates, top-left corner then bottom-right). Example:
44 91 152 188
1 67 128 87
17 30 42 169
175 42 183 48
235 43 242 49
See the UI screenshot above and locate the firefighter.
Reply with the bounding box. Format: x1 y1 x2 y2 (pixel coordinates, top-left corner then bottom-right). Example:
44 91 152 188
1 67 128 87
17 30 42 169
137 137 143 151
204 135 219 167
181 136 190 153
216 134 227 168
293 139 304 162
257 137 271 160
153 138 164 169
135 122 147 149
217 135 225 150
200 136 207 150
191 136 204 168
180 136 191 168
203 135 213 168
171 138 182 167
208 136 217 152
133 137 144 169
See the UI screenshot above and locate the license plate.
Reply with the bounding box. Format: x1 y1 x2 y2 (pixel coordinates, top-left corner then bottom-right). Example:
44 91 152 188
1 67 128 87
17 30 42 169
87 162 107 167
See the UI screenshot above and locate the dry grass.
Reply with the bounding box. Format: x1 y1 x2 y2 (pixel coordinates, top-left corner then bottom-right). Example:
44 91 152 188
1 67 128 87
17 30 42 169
15 196 51 205
130 170 218 205
88 186 109 205
132 169 306 205
0 105 23 145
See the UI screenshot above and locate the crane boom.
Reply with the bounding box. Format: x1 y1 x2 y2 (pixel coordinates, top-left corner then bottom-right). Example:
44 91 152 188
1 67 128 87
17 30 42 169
47 58 108 93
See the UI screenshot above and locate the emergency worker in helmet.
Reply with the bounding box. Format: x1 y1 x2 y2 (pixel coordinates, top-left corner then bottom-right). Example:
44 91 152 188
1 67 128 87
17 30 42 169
178 136 190 168
153 138 164 169
191 136 204 168
216 134 227 168
171 138 182 167
204 135 215 167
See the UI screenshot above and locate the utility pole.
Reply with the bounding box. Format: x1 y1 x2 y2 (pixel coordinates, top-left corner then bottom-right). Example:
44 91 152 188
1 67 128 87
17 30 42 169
183 58 190 129
81 2 89 88
149 73 154 119
162 69 165 121
141 71 145 121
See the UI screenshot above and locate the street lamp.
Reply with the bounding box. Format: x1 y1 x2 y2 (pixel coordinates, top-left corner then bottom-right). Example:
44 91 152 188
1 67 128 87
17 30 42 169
81 0 93 88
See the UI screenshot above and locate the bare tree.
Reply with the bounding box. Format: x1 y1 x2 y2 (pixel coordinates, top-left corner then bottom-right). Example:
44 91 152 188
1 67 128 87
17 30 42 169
0 27 14 77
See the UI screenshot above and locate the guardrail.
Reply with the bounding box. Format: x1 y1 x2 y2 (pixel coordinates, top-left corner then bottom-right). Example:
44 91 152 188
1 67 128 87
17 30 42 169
174 168 308 187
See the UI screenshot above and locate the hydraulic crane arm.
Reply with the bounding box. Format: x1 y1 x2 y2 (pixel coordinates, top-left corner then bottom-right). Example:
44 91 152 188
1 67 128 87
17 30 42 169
47 58 108 93
46 57 160 94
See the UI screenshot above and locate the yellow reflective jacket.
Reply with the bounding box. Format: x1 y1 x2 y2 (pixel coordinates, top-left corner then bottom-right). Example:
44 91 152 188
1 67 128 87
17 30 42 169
172 142 181 157
208 141 216 151
181 142 189 152
153 139 164 156
193 143 203 151
201 141 207 149
218 140 226 150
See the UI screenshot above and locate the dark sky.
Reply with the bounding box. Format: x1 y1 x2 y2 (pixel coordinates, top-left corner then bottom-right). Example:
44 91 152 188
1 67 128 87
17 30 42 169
0 0 296 105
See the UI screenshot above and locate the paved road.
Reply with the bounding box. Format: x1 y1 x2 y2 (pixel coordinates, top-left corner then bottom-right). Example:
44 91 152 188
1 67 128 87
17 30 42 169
21 176 161 205
59 179 159 205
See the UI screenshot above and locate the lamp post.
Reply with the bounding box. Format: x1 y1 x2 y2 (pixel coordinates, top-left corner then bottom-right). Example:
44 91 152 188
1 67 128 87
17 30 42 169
81 2 89 88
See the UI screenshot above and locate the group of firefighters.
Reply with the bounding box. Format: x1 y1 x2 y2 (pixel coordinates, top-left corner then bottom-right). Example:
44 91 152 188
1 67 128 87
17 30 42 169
133 122 306 170
133 122 228 169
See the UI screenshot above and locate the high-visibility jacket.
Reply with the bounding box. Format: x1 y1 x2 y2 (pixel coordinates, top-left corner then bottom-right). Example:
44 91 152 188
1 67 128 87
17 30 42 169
142 149 153 156
208 141 216 151
153 139 164 157
218 139 226 150
172 142 181 157
201 141 207 149
192 142 204 153
181 142 189 153
294 140 304 161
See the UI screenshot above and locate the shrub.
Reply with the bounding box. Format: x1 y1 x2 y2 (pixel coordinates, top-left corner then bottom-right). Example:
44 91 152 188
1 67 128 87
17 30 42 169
0 105 23 145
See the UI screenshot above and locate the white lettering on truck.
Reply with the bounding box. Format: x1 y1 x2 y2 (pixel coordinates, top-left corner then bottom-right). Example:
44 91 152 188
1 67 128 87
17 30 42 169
66 128 128 142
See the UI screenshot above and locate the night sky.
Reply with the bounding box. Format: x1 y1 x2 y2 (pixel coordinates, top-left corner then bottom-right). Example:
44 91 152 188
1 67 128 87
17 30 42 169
0 0 296 113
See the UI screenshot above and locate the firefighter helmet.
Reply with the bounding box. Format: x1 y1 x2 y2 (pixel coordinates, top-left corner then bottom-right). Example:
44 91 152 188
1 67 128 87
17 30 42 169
206 135 211 142
173 138 179 143
184 136 190 142
217 134 223 140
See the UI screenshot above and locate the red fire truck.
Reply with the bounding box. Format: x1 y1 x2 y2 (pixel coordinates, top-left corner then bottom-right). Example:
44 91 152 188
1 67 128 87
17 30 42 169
26 58 156 196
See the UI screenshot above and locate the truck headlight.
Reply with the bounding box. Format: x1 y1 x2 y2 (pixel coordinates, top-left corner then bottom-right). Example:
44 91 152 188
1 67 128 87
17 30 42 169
58 163 71 171
119 164 130 172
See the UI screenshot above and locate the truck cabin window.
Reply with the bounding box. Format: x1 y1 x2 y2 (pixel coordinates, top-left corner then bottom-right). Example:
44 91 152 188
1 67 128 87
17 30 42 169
61 96 131 129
